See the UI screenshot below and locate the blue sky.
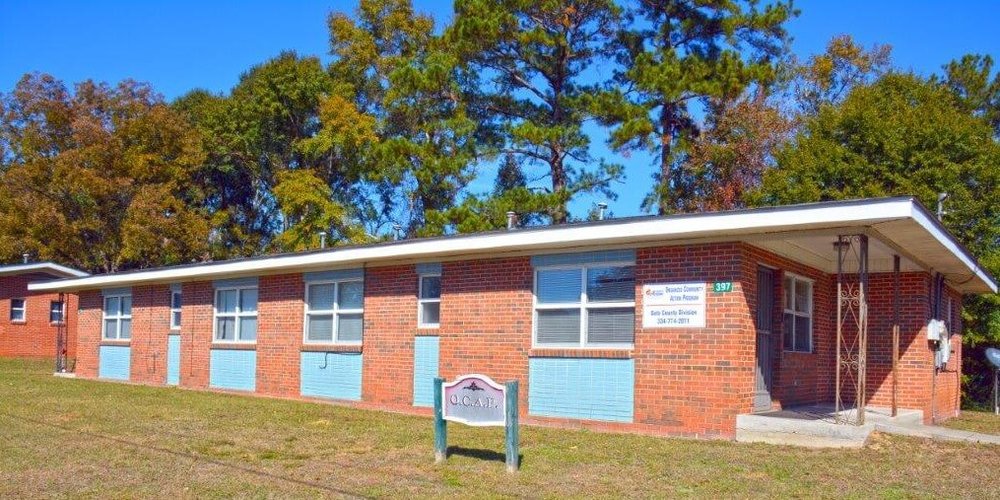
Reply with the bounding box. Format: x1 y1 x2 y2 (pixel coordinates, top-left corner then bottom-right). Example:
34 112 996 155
2 1 998 218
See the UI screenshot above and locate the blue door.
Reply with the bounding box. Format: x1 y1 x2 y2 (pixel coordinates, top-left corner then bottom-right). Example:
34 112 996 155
166 334 181 385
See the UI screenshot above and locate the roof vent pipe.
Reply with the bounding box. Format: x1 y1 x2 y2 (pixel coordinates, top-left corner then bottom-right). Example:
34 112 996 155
22 253 29 264
393 223 403 241
318 231 327 249
597 202 608 221
506 211 517 230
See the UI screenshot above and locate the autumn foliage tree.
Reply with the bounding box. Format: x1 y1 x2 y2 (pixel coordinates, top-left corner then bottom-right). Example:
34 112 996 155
0 74 210 273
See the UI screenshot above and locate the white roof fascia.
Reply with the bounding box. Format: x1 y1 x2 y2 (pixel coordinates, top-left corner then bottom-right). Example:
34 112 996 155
908 204 998 293
0 262 89 279
28 199 918 293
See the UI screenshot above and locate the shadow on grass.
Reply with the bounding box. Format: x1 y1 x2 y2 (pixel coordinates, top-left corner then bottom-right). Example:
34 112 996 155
447 446 524 466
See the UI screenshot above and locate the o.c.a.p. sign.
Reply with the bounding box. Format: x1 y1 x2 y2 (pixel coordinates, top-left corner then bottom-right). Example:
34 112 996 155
442 374 506 426
434 374 520 472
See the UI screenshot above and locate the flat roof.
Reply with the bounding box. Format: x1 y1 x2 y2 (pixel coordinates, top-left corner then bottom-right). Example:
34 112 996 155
0 262 89 280
27 197 997 294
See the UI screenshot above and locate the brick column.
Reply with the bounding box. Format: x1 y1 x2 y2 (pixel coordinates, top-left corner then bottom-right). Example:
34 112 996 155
256 273 303 397
180 281 213 389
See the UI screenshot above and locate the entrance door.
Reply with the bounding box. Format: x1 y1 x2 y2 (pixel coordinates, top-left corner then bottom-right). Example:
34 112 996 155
754 266 775 412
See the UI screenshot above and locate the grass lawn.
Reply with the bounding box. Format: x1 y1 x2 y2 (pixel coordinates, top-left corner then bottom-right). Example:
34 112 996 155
943 409 1000 435
2 358 998 498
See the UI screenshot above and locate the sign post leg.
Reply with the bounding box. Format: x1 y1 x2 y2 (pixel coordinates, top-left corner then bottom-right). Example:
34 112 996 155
505 380 519 473
434 377 447 463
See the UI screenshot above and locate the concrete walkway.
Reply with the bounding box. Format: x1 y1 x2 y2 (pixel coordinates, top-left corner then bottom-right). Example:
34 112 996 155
874 420 1000 445
737 405 1000 448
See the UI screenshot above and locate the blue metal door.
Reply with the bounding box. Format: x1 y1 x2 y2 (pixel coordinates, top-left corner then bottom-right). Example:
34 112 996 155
166 334 181 385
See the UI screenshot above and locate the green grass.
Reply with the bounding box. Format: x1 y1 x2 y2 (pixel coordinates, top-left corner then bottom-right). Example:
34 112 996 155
942 410 1000 435
2 358 999 498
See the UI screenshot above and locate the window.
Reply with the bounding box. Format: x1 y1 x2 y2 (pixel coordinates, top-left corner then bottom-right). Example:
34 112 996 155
103 294 132 340
304 280 363 344
49 301 65 323
10 298 25 322
783 274 813 352
170 289 182 329
418 274 441 328
534 264 636 347
214 287 257 342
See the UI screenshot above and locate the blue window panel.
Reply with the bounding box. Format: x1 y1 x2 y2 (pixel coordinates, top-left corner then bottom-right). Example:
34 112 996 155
528 358 634 423
300 352 363 401
415 262 442 275
303 268 364 282
98 345 131 380
412 336 440 407
209 349 257 391
166 335 181 386
531 249 635 268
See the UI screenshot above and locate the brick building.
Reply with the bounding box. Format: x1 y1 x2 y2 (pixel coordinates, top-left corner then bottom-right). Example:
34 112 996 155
1 262 88 365
30 198 997 438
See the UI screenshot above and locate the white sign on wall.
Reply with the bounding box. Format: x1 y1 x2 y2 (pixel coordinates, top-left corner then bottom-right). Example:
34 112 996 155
642 282 707 328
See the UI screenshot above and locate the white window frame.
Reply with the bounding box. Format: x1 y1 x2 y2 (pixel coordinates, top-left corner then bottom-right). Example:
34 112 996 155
417 273 441 329
102 293 132 340
170 289 182 330
213 286 258 344
532 262 636 349
302 279 364 345
49 300 65 324
782 273 814 353
10 298 26 322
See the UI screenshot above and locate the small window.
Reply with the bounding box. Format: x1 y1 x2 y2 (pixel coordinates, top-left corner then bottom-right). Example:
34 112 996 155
170 289 182 329
783 275 813 353
304 280 364 344
10 298 26 322
534 264 636 347
214 287 257 342
103 294 132 340
49 301 65 323
418 274 441 328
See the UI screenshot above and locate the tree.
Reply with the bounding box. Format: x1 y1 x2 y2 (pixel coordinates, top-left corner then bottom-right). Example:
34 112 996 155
176 52 369 255
0 73 209 272
448 0 625 223
940 54 1000 136
328 0 479 236
754 72 1000 405
677 90 792 212
793 34 891 114
422 152 561 233
603 0 794 214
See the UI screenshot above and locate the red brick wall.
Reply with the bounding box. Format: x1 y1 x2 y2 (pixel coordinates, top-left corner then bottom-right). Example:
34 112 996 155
440 257 533 415
362 265 419 408
76 290 102 378
180 281 214 389
257 274 303 398
0 273 78 362
632 243 753 438
127 285 170 384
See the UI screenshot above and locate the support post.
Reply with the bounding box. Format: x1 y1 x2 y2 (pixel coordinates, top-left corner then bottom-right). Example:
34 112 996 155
433 377 447 463
891 255 900 417
505 380 520 473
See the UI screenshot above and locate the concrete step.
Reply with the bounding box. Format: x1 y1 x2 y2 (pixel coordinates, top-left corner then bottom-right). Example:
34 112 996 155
736 413 872 448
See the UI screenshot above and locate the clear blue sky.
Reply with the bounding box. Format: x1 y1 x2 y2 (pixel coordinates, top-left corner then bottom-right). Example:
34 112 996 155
2 1 998 218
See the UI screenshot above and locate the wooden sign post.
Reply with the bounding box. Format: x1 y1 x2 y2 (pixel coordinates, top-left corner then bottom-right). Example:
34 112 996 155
433 374 520 472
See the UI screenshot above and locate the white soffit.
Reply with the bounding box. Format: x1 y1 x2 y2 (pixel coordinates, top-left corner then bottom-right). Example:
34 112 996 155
0 262 89 279
27 197 997 294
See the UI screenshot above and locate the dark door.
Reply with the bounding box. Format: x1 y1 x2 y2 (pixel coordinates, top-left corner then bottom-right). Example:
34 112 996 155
754 266 775 412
